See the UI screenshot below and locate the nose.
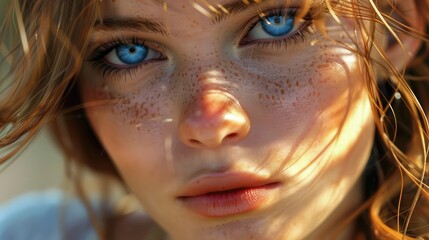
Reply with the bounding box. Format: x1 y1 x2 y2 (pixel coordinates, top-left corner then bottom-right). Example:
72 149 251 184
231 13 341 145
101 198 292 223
178 91 250 149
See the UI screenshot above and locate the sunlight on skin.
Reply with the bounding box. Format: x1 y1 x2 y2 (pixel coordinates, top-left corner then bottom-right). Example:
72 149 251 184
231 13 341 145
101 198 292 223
80 0 375 239
274 89 374 239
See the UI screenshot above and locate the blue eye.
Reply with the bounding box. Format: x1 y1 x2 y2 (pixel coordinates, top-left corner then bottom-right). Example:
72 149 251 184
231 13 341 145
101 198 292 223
243 9 304 43
116 44 148 64
104 42 164 66
261 15 294 37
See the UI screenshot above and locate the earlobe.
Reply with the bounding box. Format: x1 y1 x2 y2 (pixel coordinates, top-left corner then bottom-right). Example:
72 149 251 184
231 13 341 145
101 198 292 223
384 0 426 71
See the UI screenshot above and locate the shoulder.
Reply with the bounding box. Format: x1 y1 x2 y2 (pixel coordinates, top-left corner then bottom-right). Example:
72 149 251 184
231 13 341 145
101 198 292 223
0 190 98 240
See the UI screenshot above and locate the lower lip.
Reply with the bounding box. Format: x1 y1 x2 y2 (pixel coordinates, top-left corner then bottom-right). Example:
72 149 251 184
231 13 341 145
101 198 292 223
178 183 281 217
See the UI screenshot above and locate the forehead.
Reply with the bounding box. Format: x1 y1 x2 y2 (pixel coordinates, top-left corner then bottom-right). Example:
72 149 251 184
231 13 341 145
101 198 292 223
102 0 308 18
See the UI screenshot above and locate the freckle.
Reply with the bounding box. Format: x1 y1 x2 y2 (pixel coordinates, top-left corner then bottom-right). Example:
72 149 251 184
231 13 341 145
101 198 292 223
281 89 285 95
296 81 300 87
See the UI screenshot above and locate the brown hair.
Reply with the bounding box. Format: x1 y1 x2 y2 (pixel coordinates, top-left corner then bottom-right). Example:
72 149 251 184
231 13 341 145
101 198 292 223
1 0 429 238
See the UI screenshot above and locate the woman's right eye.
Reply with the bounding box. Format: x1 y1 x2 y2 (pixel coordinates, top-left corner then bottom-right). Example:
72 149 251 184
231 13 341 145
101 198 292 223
104 43 164 66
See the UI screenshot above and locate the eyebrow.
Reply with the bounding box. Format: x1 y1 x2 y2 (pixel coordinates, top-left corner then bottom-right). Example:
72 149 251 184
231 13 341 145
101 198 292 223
209 0 270 23
93 17 168 36
209 0 319 24
92 0 314 35
91 0 255 36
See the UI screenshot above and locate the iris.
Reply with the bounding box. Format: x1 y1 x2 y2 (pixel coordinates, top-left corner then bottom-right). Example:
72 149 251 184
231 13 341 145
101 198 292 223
261 15 294 37
116 44 148 64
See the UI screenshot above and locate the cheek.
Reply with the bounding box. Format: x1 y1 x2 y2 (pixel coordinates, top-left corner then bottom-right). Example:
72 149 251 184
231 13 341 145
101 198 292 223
242 44 359 128
80 64 175 135
81 83 178 197
78 70 179 181
239 44 370 171
110 89 168 131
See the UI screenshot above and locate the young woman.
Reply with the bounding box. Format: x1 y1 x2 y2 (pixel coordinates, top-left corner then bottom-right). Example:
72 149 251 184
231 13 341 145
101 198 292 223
1 0 429 239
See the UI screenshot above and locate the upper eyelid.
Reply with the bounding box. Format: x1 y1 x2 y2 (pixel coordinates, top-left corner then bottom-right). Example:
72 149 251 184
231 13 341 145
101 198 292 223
244 8 298 33
87 38 145 61
211 0 325 24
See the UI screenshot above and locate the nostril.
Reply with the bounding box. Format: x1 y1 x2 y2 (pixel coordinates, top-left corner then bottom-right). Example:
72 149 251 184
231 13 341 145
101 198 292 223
189 139 201 145
225 133 238 140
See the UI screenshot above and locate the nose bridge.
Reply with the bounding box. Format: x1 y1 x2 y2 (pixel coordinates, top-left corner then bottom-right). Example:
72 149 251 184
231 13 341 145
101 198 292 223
174 51 234 97
188 89 240 120
175 55 250 148
177 57 238 122
174 32 228 83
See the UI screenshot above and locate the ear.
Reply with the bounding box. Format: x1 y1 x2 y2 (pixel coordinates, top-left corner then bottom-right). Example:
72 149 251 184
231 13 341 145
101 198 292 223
385 0 426 71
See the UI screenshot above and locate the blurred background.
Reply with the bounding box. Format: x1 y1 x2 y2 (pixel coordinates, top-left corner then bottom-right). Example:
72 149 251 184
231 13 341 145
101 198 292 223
0 128 66 202
0 0 66 203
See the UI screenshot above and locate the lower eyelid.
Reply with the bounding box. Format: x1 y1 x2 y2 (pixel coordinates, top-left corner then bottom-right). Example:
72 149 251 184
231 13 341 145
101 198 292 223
90 57 166 80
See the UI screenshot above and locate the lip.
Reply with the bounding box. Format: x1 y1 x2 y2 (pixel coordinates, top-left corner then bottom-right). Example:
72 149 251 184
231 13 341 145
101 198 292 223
177 172 281 217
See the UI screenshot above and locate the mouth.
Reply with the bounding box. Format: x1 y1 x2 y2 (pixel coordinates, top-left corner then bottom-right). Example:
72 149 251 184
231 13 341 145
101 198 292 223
176 172 282 217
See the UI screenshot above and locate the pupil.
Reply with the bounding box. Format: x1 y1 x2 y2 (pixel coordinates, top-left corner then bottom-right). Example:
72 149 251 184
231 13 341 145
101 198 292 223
274 16 281 24
129 47 136 53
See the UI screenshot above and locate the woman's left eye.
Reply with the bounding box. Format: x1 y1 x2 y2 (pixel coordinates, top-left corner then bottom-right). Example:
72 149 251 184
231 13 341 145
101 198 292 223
104 43 164 66
242 9 309 44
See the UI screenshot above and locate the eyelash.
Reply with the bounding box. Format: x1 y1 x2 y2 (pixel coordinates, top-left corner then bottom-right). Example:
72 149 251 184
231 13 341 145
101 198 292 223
87 37 166 79
239 8 315 48
88 7 317 79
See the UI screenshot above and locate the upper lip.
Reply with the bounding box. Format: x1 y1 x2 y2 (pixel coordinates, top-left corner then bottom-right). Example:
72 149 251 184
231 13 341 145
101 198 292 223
177 172 278 197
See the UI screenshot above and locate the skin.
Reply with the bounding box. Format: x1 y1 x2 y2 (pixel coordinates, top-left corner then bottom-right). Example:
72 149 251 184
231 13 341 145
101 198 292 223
80 0 375 239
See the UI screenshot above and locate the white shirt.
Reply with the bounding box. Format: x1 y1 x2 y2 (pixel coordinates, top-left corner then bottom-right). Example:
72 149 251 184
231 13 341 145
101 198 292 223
0 190 98 240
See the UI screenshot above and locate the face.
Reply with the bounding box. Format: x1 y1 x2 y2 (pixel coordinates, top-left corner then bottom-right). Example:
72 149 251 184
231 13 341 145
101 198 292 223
80 0 375 239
